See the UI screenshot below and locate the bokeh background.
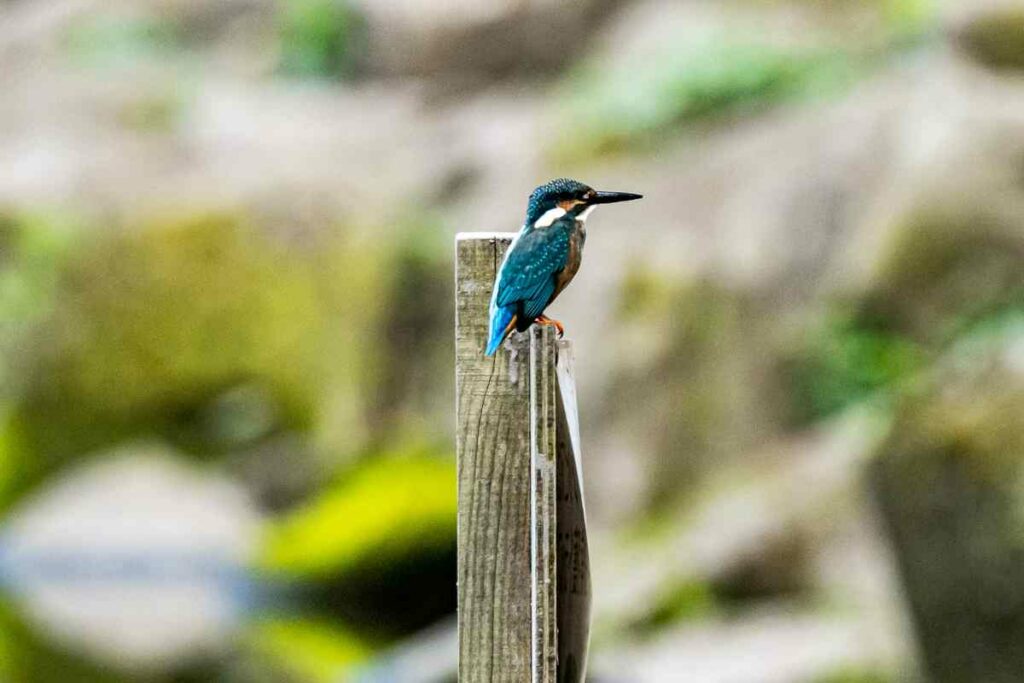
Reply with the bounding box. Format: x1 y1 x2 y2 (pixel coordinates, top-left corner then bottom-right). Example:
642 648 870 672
3 0 1024 680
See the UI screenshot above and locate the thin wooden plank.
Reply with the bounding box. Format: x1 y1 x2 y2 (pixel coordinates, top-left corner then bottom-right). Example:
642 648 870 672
555 342 591 683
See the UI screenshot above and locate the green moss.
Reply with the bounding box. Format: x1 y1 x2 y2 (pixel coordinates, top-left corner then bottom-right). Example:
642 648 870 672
278 0 363 79
257 451 455 580
43 214 319 409
51 211 324 415
6 210 346 493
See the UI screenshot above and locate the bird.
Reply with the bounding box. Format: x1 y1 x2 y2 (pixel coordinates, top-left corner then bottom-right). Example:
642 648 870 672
486 178 642 355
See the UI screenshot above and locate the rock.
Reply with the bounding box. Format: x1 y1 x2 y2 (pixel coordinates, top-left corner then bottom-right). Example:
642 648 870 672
351 0 621 83
871 330 1024 683
953 3 1024 72
600 278 789 509
0 446 260 671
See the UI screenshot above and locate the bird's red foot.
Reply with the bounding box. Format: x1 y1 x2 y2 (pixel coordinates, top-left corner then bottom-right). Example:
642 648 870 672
535 315 565 338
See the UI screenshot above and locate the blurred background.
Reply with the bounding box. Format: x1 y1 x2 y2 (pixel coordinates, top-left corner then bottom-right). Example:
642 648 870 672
3 0 1024 680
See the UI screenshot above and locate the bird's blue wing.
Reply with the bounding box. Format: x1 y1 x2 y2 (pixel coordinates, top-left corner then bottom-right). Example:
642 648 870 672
486 223 572 355
497 223 570 315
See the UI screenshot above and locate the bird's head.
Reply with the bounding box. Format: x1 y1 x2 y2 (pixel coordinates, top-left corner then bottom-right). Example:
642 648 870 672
525 178 642 229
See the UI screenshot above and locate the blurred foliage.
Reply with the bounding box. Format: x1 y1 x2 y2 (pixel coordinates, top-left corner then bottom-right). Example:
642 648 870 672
782 312 925 425
247 617 371 683
0 608 10 682
956 7 1024 72
625 579 717 638
0 209 79 378
883 0 937 41
781 204 1024 424
0 600 132 683
861 210 1024 345
551 0 937 163
278 0 363 79
553 40 865 162
0 210 79 505
258 451 455 580
63 13 182 67
258 450 456 638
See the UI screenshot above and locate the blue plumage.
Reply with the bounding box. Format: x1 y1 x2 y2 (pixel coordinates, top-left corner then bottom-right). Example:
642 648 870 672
487 224 572 355
484 178 642 356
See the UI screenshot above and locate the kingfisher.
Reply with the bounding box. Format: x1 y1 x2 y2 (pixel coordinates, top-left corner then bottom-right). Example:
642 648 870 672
486 178 642 355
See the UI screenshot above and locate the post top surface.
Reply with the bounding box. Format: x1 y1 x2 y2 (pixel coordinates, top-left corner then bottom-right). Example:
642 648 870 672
456 231 518 241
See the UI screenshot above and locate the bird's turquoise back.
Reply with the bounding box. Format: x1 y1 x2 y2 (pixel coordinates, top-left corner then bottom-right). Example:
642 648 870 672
485 220 573 355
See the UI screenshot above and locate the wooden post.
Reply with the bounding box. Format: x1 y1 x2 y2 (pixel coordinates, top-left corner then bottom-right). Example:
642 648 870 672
455 233 591 683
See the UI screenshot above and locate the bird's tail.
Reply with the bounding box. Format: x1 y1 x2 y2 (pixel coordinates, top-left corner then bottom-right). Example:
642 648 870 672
485 306 517 356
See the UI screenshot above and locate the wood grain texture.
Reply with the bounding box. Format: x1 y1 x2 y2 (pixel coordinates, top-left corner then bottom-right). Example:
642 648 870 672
531 326 558 682
456 233 533 682
456 234 590 683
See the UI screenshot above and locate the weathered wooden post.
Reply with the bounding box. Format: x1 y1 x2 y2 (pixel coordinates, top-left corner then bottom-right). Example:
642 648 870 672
455 233 591 682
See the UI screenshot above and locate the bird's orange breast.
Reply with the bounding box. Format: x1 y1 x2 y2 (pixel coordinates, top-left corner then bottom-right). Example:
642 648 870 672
553 224 585 299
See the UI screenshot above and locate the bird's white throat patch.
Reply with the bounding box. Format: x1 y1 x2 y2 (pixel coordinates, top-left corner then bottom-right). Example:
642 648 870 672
534 205 597 229
534 207 567 228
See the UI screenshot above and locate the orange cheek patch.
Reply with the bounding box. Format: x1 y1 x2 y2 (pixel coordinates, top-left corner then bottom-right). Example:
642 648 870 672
558 199 584 211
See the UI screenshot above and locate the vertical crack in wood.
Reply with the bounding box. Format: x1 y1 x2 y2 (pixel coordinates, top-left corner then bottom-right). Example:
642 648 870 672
531 325 558 682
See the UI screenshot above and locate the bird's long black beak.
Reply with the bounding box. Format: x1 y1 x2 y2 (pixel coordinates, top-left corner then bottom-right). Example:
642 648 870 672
591 190 643 205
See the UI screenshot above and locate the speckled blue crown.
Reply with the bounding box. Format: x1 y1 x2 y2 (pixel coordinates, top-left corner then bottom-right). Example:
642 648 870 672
525 178 591 226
